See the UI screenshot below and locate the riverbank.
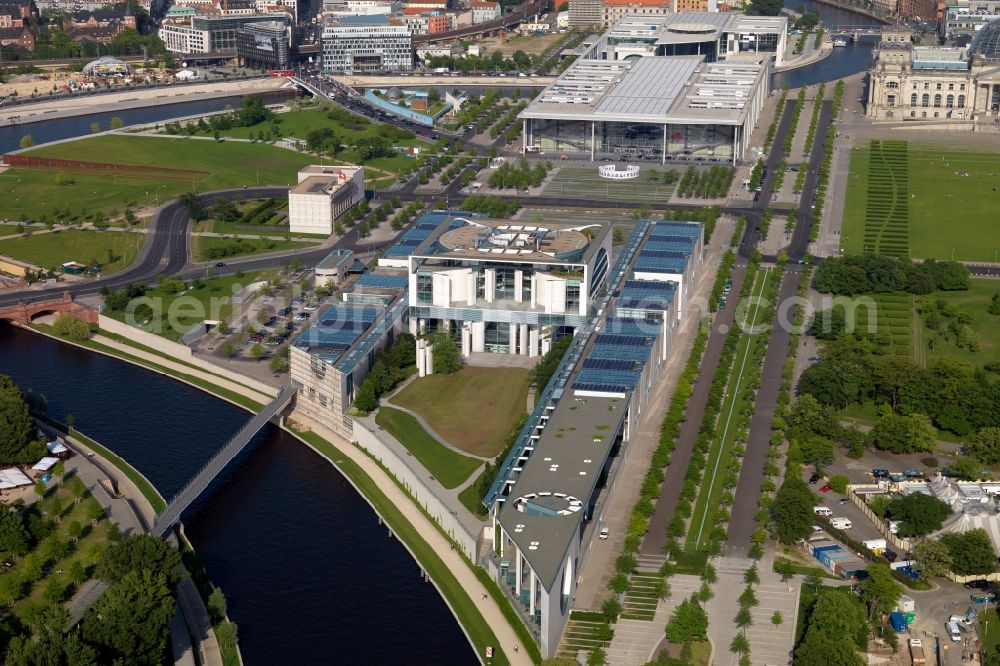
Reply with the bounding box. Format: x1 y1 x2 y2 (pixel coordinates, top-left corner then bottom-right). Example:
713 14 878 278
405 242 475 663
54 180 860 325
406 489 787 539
16 321 536 664
0 77 288 126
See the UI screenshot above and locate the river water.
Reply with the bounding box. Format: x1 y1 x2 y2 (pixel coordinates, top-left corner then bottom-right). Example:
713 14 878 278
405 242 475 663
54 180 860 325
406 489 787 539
0 91 292 155
773 0 880 89
0 323 475 665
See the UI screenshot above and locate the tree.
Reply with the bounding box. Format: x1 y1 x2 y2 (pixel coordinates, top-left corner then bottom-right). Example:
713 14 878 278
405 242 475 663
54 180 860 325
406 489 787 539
827 474 849 494
110 117 125 130
941 529 997 575
82 569 174 665
859 563 902 620
806 589 867 647
794 630 863 666
911 539 953 580
250 343 265 361
870 413 936 454
969 427 1000 464
209 199 239 223
0 504 29 556
665 596 708 644
744 565 760 585
90 122 101 134
178 192 208 222
772 476 813 543
886 493 952 537
52 314 91 342
19 135 34 149
94 534 181 585
0 376 45 464
772 610 783 627
353 380 377 413
221 341 237 358
207 588 227 623
587 647 607 666
268 356 288 374
432 332 462 374
730 632 750 655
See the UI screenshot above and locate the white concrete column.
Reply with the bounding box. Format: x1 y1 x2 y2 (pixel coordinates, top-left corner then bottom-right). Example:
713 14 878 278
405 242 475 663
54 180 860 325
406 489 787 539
425 345 434 375
508 323 518 354
590 121 596 161
462 325 471 357
484 268 496 303
467 271 476 306
472 321 485 353
529 327 539 358
514 270 523 303
529 571 537 617
519 324 529 356
416 339 427 377
418 319 427 335
409 318 418 336
515 551 522 595
541 336 552 355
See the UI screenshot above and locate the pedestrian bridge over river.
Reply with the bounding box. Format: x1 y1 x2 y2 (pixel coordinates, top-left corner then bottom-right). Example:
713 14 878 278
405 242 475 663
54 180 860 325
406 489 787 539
153 385 295 536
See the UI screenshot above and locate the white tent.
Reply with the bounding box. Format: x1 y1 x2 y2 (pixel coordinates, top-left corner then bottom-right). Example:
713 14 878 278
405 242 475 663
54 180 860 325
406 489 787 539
0 468 33 490
46 441 68 455
31 457 58 472
934 506 1000 554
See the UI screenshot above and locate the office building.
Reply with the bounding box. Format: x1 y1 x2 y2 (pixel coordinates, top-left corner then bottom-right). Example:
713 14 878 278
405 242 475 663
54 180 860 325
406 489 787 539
288 165 366 235
159 12 291 53
321 14 413 73
236 20 291 68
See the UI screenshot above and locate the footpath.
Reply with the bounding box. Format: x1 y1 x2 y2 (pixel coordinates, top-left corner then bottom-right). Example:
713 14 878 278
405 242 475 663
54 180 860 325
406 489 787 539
290 411 533 665
35 422 222 666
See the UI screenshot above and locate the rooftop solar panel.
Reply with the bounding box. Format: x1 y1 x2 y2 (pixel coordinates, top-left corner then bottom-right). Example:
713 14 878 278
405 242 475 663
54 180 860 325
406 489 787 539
355 274 408 290
602 318 662 337
595 334 654 347
583 357 642 372
588 344 652 362
643 240 695 253
635 257 687 273
640 249 690 260
652 221 702 237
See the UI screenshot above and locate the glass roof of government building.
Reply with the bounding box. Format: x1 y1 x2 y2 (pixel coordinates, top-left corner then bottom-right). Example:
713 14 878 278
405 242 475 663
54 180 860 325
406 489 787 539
972 19 1000 61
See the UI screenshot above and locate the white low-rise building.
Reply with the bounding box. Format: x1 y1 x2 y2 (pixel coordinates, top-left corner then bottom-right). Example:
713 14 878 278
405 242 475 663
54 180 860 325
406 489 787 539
288 165 365 235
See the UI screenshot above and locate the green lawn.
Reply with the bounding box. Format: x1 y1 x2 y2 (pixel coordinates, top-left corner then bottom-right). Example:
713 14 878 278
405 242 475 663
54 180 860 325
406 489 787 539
843 142 1000 262
191 235 319 263
919 278 1000 367
457 470 489 517
980 609 1000 662
374 406 482 489
0 229 143 275
852 292 915 360
391 366 529 457
0 223 24 236
1 135 314 220
103 270 267 339
687 266 776 550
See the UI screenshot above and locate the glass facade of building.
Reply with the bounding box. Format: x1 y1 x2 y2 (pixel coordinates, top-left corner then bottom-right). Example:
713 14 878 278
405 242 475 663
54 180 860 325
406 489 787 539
528 118 736 160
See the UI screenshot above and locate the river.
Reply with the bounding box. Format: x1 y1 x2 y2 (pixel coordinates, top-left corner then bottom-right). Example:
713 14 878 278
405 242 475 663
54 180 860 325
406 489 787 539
0 91 292 155
773 0 880 89
0 322 475 665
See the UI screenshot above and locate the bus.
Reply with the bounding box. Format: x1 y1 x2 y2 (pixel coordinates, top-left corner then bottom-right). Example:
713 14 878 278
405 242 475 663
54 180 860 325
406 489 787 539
269 70 294 77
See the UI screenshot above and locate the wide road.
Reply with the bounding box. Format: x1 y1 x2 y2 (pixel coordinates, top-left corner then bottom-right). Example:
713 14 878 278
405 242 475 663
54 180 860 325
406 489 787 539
724 100 835 553
639 99 798 556
0 186 395 308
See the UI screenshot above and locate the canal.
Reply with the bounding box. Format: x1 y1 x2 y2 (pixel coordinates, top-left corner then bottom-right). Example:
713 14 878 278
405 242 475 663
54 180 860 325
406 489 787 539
0 322 475 665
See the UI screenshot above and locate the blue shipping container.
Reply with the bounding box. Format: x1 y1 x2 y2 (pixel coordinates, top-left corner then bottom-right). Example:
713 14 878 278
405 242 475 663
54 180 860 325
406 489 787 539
889 611 907 632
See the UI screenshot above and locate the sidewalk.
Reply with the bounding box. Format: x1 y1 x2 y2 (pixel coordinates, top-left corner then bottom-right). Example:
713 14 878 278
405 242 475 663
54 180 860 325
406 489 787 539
291 412 533 665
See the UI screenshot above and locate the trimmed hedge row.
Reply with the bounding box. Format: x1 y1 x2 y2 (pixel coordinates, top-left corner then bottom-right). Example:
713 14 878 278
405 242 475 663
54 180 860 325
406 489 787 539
764 87 790 153
807 80 844 242
802 83 827 158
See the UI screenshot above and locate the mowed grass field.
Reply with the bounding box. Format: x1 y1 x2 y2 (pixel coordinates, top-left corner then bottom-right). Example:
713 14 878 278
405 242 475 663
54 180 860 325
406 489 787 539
374 406 482 489
0 229 142 274
391 366 530 458
919 279 1000 367
852 292 915 360
191 235 319 263
843 143 1000 262
0 135 314 219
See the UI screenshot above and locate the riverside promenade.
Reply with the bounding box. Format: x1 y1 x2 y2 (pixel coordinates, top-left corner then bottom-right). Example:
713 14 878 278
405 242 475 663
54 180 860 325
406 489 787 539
291 411 533 665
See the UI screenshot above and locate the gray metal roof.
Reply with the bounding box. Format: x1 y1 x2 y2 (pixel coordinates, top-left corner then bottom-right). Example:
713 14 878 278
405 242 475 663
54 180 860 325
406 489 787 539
594 57 701 117
497 392 627 590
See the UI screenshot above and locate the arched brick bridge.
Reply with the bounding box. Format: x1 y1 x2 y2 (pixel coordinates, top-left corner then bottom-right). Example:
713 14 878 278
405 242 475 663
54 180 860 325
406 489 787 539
0 292 98 325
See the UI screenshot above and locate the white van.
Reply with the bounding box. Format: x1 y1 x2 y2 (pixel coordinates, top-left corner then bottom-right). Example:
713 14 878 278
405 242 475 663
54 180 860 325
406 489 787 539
813 506 832 516
830 517 853 530
947 621 962 642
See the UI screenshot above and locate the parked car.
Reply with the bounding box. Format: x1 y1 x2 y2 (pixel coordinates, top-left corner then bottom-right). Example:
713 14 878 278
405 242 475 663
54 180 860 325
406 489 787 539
964 580 990 590
819 484 832 493
872 468 890 479
809 473 820 484
599 527 610 540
